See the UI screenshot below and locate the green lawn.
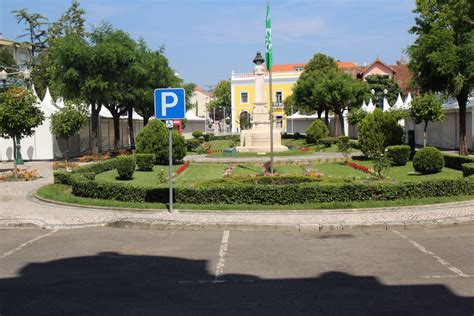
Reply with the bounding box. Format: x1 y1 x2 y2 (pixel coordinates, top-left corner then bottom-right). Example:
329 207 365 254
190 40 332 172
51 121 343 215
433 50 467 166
37 183 474 211
233 164 263 175
175 163 226 185
95 164 182 187
275 164 305 175
354 160 463 182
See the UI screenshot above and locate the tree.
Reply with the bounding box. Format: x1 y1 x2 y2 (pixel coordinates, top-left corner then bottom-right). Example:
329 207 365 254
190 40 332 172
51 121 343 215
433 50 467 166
365 75 402 107
292 53 338 121
11 9 48 60
0 87 44 171
411 93 445 147
408 0 473 155
50 103 88 166
313 69 369 136
184 83 197 111
48 0 86 40
208 80 231 123
0 48 18 71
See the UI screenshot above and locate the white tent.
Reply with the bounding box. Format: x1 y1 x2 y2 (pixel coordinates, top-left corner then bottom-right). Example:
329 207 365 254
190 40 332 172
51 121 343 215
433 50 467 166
366 99 376 113
361 100 368 111
382 97 390 112
393 93 404 110
404 92 412 110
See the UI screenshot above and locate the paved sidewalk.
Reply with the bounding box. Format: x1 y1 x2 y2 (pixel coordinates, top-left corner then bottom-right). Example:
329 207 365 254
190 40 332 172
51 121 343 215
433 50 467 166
1 161 474 230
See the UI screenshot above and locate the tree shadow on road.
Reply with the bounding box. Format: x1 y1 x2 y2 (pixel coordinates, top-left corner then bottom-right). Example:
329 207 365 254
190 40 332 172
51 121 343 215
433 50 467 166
0 252 472 314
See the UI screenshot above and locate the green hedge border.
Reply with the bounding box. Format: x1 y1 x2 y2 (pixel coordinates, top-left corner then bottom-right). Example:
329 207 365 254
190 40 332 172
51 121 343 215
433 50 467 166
54 158 474 205
443 154 474 170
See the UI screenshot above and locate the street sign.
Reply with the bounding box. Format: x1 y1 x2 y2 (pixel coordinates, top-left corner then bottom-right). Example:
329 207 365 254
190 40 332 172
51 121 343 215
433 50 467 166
154 88 186 120
165 120 174 129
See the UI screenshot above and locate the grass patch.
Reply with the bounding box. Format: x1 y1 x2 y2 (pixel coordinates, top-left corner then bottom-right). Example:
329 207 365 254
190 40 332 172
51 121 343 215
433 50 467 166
95 164 182 187
37 183 474 211
175 163 226 185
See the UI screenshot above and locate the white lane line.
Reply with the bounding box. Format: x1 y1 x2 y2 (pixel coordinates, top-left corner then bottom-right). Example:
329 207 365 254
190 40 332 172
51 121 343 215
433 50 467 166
1 229 58 258
421 275 473 279
215 230 230 281
392 230 470 278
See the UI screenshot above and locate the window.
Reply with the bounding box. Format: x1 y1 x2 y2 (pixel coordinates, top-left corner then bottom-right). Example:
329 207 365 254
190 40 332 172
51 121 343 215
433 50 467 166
241 92 248 104
275 91 283 106
294 66 304 72
275 115 283 128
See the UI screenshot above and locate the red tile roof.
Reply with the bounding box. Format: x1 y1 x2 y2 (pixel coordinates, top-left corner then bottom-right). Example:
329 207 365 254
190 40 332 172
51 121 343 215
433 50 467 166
268 61 358 73
194 87 213 97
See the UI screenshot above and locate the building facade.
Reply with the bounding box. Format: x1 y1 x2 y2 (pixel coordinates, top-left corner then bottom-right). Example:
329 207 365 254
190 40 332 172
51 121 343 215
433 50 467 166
230 59 410 133
0 35 31 67
189 87 213 118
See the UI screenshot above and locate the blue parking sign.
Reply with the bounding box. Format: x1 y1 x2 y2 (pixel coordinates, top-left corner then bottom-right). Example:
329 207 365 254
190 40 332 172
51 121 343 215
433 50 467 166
154 88 186 120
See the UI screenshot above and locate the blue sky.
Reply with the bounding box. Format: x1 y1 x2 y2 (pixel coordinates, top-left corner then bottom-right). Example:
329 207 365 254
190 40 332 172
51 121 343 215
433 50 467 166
1 0 416 88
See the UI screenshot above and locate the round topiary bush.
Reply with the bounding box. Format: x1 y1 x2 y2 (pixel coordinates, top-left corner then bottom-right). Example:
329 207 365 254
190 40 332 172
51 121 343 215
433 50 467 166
186 138 201 151
135 153 155 171
461 162 474 177
306 120 328 144
136 120 186 164
386 145 411 166
413 147 444 174
116 155 136 180
192 129 203 139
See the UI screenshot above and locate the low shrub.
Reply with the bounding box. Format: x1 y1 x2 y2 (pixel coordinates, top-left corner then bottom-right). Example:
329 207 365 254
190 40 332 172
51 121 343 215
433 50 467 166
186 138 201 151
227 175 320 185
321 137 336 148
350 140 361 150
443 154 474 170
136 154 155 171
196 143 212 154
208 135 240 141
294 132 302 139
306 120 329 144
386 145 411 166
77 159 117 175
70 176 474 204
413 147 444 174
203 134 210 142
116 156 136 180
337 136 352 159
462 163 474 177
192 130 203 139
373 155 391 179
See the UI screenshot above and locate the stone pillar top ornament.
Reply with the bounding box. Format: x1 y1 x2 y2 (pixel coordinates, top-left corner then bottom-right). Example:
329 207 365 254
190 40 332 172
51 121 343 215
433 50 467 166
253 52 265 65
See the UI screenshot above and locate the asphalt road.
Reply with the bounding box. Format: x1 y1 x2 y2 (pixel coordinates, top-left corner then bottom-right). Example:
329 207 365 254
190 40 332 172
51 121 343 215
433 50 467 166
0 227 473 315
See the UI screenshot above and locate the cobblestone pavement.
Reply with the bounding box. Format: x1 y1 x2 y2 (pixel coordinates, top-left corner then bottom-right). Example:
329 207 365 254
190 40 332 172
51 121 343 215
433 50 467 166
1 161 474 230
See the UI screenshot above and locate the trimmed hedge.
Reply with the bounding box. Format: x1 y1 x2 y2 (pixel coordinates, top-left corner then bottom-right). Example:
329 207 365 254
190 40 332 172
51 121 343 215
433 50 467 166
462 163 474 177
136 154 155 171
54 159 117 184
413 147 444 174
116 156 136 180
386 145 411 166
443 154 474 170
70 175 474 205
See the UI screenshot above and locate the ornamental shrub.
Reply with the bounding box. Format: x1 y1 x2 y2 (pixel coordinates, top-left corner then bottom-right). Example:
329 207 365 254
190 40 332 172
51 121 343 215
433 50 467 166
306 120 329 144
192 129 203 139
386 145 411 166
336 136 352 160
116 156 136 180
203 134 210 142
358 109 403 158
136 154 155 171
135 120 186 164
413 147 444 174
186 138 201 151
443 154 474 170
321 137 336 148
462 163 474 177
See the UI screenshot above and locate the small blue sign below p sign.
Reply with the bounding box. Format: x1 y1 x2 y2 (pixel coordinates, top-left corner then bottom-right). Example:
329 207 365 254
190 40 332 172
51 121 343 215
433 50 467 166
154 88 185 120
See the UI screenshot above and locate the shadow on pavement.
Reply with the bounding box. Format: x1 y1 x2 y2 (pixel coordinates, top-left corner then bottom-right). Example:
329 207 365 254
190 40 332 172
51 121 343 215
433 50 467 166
0 252 472 314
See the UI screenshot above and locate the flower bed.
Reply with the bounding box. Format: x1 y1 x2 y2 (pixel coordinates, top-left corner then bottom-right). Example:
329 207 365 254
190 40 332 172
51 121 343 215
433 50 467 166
175 162 190 176
347 161 370 173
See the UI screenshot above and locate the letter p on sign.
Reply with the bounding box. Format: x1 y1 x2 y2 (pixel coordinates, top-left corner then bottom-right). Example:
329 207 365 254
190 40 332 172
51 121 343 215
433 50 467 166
154 88 185 120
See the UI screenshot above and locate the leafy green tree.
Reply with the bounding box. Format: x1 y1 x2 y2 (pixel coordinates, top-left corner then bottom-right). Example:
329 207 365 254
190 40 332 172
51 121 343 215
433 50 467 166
0 48 18 72
11 9 48 59
50 103 88 165
306 120 328 144
208 80 231 122
365 75 402 108
313 69 369 136
411 93 445 147
292 53 338 120
358 109 403 158
0 87 44 171
48 0 86 40
184 83 197 111
408 0 473 155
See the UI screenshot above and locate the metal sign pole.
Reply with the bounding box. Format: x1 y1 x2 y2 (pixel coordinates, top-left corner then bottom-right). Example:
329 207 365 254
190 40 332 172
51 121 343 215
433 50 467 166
166 120 174 212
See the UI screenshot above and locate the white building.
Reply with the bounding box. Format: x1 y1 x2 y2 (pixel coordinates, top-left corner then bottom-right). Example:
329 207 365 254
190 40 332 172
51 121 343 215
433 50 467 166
189 87 213 118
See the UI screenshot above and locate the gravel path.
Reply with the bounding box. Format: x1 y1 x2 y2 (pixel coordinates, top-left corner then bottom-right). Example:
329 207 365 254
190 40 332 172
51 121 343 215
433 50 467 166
1 161 474 230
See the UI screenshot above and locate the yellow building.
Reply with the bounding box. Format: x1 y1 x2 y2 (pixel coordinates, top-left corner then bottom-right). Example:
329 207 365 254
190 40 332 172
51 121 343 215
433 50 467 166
230 62 358 133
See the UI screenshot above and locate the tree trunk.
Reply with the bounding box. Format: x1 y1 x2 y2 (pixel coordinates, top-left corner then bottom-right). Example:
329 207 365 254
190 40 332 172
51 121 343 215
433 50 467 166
458 94 468 156
317 110 323 119
423 121 428 147
112 112 121 153
334 113 340 137
324 108 329 127
12 136 17 176
143 115 150 126
128 107 135 149
90 105 101 155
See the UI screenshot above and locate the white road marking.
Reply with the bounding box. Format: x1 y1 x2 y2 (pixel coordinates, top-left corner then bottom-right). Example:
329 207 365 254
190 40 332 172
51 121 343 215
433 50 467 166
1 229 58 258
392 230 470 278
421 275 473 279
215 230 230 281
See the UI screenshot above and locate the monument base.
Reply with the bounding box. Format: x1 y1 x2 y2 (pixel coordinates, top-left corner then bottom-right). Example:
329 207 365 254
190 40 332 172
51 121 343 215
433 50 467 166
237 128 288 153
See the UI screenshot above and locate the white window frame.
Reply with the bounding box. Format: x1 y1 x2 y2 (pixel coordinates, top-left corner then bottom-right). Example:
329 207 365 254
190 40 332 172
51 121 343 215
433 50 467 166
240 91 249 104
275 91 283 106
